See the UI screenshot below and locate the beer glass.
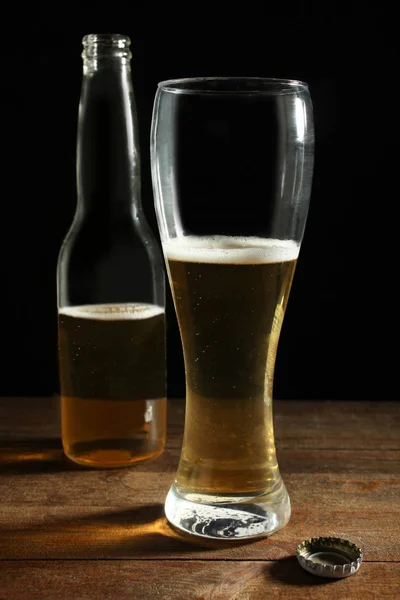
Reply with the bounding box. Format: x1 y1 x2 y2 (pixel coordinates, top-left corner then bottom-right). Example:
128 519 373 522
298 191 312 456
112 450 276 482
151 78 314 540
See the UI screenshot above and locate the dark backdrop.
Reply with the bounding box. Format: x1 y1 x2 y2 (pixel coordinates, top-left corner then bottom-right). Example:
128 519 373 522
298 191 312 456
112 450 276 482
0 6 395 400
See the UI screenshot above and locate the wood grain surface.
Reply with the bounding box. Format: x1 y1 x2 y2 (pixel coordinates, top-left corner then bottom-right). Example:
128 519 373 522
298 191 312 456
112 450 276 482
0 397 399 599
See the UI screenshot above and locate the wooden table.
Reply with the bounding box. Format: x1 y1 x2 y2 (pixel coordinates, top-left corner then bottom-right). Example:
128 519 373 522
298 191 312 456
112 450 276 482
0 397 399 599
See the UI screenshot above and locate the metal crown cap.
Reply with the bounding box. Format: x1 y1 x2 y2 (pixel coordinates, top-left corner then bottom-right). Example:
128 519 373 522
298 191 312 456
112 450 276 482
296 537 363 579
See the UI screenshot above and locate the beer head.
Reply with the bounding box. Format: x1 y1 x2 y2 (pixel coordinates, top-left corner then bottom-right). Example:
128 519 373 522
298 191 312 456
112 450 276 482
58 303 164 320
162 236 299 264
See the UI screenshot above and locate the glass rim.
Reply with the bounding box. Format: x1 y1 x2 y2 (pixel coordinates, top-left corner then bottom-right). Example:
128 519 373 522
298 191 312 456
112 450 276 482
157 76 309 95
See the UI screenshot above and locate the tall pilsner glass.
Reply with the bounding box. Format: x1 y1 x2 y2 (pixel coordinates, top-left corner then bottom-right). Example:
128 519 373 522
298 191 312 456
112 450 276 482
151 78 314 541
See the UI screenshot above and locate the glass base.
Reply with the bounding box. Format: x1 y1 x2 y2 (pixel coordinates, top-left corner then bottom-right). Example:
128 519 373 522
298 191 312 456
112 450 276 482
165 482 291 541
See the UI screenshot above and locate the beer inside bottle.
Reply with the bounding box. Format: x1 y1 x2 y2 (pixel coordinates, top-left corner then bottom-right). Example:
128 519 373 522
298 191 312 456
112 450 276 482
164 236 296 530
58 304 166 467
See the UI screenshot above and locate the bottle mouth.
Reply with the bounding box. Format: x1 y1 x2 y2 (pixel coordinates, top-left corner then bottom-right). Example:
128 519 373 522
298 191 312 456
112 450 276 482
82 33 132 59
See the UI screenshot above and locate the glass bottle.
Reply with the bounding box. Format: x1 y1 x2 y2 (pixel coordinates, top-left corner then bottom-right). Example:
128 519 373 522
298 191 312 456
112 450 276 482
57 34 166 468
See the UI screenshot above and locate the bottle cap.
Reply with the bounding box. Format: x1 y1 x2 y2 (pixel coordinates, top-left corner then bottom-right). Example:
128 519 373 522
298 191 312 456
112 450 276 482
296 537 363 578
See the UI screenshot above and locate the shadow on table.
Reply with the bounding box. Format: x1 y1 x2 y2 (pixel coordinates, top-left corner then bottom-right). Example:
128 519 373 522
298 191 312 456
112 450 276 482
0 502 254 559
0 440 171 475
0 438 71 474
267 556 338 586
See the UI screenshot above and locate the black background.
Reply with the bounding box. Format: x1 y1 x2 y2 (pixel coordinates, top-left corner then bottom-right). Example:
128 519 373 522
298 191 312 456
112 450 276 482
0 5 395 400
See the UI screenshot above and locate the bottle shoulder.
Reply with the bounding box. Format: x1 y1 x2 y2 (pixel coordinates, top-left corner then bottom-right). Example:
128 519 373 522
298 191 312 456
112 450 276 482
57 214 165 308
58 214 163 272
59 214 161 250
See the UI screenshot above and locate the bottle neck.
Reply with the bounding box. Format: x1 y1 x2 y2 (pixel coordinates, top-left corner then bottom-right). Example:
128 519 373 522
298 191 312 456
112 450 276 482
77 35 141 220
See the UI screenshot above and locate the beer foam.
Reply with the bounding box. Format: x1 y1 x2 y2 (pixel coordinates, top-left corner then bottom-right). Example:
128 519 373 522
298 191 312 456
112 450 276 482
163 236 299 264
59 303 164 321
